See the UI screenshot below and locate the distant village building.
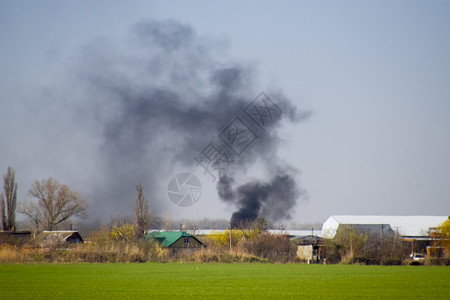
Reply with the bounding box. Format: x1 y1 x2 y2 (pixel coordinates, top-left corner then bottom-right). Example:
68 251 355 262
146 231 204 253
289 230 326 264
194 229 323 238
321 215 449 256
26 231 84 249
0 231 32 246
321 215 448 239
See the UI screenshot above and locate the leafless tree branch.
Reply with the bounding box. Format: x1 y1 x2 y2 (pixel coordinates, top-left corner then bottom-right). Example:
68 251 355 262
19 177 88 231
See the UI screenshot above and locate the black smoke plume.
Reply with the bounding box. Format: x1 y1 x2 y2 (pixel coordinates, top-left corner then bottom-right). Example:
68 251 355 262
217 171 303 228
69 19 308 223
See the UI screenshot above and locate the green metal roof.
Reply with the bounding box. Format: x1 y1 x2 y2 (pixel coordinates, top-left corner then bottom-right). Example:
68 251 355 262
145 231 196 247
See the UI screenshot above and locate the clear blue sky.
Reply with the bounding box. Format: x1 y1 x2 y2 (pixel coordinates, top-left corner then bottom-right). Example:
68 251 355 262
1 1 449 225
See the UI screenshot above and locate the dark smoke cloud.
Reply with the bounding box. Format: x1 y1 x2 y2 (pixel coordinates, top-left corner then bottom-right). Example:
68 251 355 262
68 19 308 223
217 171 304 228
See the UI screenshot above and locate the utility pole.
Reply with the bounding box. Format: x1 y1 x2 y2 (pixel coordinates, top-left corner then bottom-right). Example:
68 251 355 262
229 225 232 252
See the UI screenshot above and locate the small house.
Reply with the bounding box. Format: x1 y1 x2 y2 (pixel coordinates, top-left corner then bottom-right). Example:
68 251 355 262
146 231 204 252
26 230 84 249
294 234 327 264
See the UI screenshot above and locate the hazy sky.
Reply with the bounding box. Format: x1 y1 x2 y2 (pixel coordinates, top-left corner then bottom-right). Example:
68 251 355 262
1 1 449 226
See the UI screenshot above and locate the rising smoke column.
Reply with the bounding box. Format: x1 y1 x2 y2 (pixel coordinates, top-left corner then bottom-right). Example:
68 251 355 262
71 19 308 222
217 170 304 228
233 174 300 228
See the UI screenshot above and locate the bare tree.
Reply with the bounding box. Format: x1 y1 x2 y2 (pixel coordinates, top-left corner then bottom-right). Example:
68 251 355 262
0 195 5 230
1 167 18 231
20 177 88 231
134 183 150 238
108 214 134 229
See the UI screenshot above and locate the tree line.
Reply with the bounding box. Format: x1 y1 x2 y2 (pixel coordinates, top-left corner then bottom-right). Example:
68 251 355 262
0 165 254 236
0 166 90 233
0 166 159 241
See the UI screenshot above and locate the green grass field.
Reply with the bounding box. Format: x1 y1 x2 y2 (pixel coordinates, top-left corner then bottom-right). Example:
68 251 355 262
0 263 449 299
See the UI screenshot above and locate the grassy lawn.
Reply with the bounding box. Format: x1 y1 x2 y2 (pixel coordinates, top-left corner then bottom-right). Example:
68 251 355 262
0 263 449 299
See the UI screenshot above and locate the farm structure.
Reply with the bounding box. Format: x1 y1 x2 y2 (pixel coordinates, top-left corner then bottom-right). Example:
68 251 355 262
294 234 326 264
321 215 449 257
